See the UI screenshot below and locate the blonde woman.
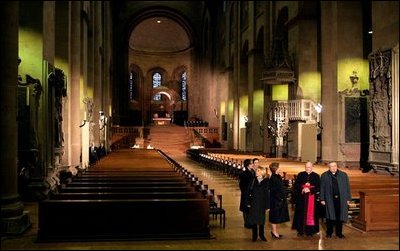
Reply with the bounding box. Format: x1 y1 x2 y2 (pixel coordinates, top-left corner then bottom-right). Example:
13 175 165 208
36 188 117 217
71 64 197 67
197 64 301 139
245 166 270 242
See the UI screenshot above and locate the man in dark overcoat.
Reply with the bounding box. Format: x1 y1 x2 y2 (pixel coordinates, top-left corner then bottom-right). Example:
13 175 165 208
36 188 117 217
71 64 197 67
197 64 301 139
239 159 255 228
320 162 352 238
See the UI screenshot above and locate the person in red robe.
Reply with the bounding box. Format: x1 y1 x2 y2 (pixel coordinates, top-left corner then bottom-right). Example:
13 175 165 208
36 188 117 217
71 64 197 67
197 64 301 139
292 161 321 237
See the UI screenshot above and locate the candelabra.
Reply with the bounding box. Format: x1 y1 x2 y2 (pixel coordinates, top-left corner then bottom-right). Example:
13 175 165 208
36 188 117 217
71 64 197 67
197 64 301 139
267 102 290 157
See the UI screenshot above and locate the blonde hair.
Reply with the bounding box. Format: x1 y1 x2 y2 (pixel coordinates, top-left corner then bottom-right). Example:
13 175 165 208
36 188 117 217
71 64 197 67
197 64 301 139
256 166 268 178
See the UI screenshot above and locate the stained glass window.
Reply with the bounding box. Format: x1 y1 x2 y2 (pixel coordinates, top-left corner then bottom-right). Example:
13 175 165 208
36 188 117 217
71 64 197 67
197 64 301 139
153 72 161 100
181 71 187 100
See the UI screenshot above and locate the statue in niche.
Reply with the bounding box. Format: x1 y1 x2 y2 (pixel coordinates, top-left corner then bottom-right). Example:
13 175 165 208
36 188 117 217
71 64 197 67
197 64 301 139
48 68 67 148
83 97 94 122
83 97 95 143
17 58 41 197
369 50 392 152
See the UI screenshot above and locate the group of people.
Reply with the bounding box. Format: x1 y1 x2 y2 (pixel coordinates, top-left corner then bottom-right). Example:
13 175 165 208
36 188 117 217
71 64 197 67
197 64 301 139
89 142 107 165
239 159 351 242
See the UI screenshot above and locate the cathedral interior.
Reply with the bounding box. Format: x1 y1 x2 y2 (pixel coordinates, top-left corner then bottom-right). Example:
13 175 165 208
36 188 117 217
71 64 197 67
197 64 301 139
0 1 399 250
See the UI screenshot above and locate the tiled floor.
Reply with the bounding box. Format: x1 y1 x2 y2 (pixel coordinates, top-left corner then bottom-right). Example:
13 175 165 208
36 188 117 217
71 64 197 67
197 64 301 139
1 154 398 250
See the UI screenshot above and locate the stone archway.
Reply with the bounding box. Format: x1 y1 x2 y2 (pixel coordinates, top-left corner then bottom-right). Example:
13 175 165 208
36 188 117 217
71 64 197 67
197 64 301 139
150 86 181 124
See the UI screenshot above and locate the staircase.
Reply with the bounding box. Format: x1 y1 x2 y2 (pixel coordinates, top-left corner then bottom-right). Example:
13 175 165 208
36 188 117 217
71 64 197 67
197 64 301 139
148 124 192 156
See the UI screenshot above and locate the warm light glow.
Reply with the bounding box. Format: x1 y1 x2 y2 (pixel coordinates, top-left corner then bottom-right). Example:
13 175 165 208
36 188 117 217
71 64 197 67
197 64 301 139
298 72 321 102
272 84 288 101
337 58 369 91
220 101 226 116
156 91 171 100
239 95 248 128
18 28 43 79
157 20 161 24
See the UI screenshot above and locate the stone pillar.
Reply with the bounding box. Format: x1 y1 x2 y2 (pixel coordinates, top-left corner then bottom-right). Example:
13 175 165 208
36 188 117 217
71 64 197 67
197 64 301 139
233 3 240 150
320 2 339 163
246 2 255 152
93 1 102 145
69 1 82 167
102 1 112 151
0 2 31 234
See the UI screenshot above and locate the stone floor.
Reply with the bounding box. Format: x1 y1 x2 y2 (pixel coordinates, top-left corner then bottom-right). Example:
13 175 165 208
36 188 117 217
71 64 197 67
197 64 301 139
1 154 398 250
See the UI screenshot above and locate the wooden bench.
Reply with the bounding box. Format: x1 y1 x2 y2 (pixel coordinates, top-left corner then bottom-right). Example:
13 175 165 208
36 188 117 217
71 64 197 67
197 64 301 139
58 186 196 193
73 176 186 182
351 189 399 231
65 181 189 187
350 182 399 198
37 198 210 241
50 192 202 200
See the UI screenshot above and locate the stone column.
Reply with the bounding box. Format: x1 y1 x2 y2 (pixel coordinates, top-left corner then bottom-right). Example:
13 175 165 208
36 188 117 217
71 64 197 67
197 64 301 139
93 1 102 145
246 2 255 152
320 2 339 163
0 2 31 234
102 1 112 151
69 1 82 167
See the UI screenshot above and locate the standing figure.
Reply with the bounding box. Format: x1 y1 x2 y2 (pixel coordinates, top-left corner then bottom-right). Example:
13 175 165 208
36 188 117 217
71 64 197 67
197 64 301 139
320 162 352 238
245 166 270 242
268 162 290 239
292 161 321 237
239 159 255 228
252 158 260 170
89 142 98 165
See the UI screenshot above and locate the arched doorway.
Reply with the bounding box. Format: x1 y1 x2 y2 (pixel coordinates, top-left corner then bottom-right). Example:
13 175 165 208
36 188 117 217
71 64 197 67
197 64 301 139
150 86 181 125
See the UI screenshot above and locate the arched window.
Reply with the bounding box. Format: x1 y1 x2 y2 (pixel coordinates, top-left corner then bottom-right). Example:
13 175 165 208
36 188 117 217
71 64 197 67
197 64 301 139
180 71 187 101
129 71 137 101
153 72 162 101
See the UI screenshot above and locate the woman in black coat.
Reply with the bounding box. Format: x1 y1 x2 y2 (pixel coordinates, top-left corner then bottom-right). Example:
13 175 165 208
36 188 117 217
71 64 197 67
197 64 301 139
245 166 270 242
269 162 290 239
291 161 321 237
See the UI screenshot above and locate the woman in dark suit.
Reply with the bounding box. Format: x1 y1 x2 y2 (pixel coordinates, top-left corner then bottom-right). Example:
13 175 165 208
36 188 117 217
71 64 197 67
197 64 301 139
245 166 270 242
269 162 290 239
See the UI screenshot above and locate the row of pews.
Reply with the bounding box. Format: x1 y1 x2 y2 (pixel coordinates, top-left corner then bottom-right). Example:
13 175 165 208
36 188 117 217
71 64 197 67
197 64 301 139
188 149 399 232
37 149 214 242
348 174 399 231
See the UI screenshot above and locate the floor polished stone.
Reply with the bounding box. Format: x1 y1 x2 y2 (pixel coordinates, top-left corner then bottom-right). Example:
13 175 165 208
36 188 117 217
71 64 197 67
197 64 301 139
1 154 398 250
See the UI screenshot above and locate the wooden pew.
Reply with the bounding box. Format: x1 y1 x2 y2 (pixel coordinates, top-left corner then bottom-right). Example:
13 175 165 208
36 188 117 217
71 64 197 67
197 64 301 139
37 198 210 241
58 186 196 193
350 181 399 198
50 192 202 200
351 189 399 231
65 181 189 187
73 176 186 182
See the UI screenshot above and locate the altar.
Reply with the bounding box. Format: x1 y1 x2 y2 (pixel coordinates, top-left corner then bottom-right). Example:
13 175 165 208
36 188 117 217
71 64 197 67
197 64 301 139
153 117 171 125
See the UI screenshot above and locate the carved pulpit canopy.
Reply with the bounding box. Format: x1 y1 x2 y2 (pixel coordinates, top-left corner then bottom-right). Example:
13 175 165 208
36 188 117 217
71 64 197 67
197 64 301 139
261 68 296 85
261 7 296 85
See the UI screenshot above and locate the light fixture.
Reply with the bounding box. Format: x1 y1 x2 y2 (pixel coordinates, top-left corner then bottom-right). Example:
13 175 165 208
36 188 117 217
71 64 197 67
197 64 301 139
314 103 322 114
157 20 161 24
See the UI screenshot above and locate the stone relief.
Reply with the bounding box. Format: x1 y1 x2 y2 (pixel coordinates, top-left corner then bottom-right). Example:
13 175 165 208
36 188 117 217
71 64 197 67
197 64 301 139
369 49 392 152
83 97 95 144
48 68 67 148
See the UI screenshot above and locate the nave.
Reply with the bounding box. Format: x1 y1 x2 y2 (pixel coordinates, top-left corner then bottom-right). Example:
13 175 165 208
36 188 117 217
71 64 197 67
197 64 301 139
1 153 398 250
